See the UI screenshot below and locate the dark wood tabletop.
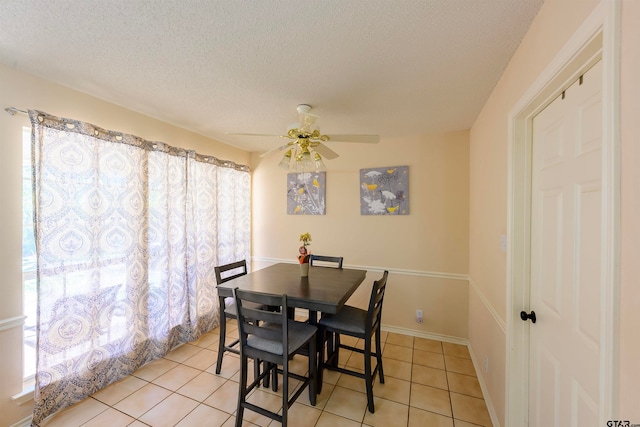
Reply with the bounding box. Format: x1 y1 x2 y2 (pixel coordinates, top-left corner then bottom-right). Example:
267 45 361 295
217 262 367 314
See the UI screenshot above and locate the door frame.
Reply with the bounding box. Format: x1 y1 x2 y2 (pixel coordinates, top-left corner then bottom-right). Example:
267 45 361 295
505 1 621 425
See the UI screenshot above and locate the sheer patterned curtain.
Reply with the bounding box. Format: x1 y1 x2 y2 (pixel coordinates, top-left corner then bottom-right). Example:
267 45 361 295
28 111 250 425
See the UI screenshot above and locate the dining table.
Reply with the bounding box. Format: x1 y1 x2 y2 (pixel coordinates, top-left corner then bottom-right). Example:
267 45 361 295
216 262 368 392
216 262 368 316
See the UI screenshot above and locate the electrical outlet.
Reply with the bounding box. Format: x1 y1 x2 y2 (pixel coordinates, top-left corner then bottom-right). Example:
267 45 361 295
484 355 489 373
500 234 507 252
416 309 424 324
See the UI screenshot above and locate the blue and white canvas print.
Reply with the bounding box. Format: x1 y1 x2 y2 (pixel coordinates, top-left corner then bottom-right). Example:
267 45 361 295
360 166 409 215
287 172 326 215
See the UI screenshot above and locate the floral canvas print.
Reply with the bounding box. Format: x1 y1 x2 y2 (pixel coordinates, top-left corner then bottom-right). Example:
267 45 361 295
360 166 409 215
287 172 326 215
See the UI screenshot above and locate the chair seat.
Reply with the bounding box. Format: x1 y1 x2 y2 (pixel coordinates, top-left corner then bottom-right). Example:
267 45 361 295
317 271 388 414
318 305 367 335
247 320 317 355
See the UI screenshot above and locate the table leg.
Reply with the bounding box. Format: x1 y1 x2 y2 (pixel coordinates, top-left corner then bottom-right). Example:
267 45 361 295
307 310 326 394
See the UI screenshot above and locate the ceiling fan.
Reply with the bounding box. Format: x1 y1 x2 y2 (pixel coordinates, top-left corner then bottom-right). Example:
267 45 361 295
229 104 379 170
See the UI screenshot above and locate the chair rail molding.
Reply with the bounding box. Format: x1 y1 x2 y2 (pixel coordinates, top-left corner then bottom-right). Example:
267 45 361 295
251 257 469 282
0 315 26 332
468 276 506 334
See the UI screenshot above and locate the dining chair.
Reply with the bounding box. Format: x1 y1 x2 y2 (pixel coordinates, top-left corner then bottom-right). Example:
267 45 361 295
233 288 317 427
307 255 344 324
317 270 388 413
214 260 249 374
309 254 344 268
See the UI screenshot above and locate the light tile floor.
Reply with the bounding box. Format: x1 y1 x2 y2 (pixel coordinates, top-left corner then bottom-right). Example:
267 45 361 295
39 320 492 427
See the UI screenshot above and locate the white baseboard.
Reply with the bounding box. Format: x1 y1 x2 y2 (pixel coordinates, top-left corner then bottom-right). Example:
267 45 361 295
380 324 468 346
468 340 501 427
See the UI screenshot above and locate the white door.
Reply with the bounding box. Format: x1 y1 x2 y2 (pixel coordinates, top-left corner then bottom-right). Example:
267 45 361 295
529 60 603 426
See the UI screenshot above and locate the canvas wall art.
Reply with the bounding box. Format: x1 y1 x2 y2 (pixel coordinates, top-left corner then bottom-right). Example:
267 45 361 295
360 166 409 215
287 172 326 215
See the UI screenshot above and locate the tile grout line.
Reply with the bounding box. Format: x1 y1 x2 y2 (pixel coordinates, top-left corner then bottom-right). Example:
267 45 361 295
43 329 492 427
443 341 457 425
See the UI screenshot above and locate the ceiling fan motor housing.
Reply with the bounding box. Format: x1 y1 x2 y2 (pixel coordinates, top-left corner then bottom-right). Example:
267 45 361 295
296 104 312 114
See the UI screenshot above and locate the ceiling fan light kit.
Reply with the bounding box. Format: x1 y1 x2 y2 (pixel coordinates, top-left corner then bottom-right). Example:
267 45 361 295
278 138 328 172
230 104 379 173
278 149 293 169
313 152 326 170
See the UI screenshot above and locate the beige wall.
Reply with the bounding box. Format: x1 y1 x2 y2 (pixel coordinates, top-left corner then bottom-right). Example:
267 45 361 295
1 65 471 425
0 64 251 426
251 131 470 337
469 0 639 424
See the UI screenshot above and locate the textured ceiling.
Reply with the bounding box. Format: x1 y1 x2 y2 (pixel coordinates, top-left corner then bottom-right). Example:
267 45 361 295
0 0 543 153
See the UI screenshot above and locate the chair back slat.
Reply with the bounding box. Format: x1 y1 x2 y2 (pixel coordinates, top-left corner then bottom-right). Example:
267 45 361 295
234 288 289 347
234 288 282 308
243 321 282 341
214 260 248 285
242 306 283 326
309 255 344 269
365 271 388 334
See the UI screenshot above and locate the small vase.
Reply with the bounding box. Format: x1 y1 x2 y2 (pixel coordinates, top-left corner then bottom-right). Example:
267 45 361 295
300 263 309 277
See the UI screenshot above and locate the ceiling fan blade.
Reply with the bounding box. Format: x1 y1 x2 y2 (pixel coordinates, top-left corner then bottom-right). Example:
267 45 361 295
313 142 340 160
259 142 294 158
324 134 380 143
226 132 286 138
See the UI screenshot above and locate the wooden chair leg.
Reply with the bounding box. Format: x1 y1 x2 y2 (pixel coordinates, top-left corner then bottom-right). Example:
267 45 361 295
262 360 271 388
254 359 261 386
317 330 325 395
309 336 317 406
216 310 227 374
326 331 334 366
271 363 279 392
375 328 384 384
332 333 341 367
236 355 248 427
282 364 289 426
364 336 375 413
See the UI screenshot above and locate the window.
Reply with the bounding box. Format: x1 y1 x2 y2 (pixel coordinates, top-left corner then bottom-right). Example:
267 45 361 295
27 111 251 424
22 126 36 382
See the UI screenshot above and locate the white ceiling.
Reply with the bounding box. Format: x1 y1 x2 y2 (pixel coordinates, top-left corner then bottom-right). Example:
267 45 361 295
0 0 543 153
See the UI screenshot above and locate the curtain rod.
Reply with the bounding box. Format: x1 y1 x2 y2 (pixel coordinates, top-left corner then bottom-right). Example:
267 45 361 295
5 107 28 116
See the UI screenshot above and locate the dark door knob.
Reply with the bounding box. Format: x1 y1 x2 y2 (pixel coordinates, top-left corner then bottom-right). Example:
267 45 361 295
520 310 536 323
